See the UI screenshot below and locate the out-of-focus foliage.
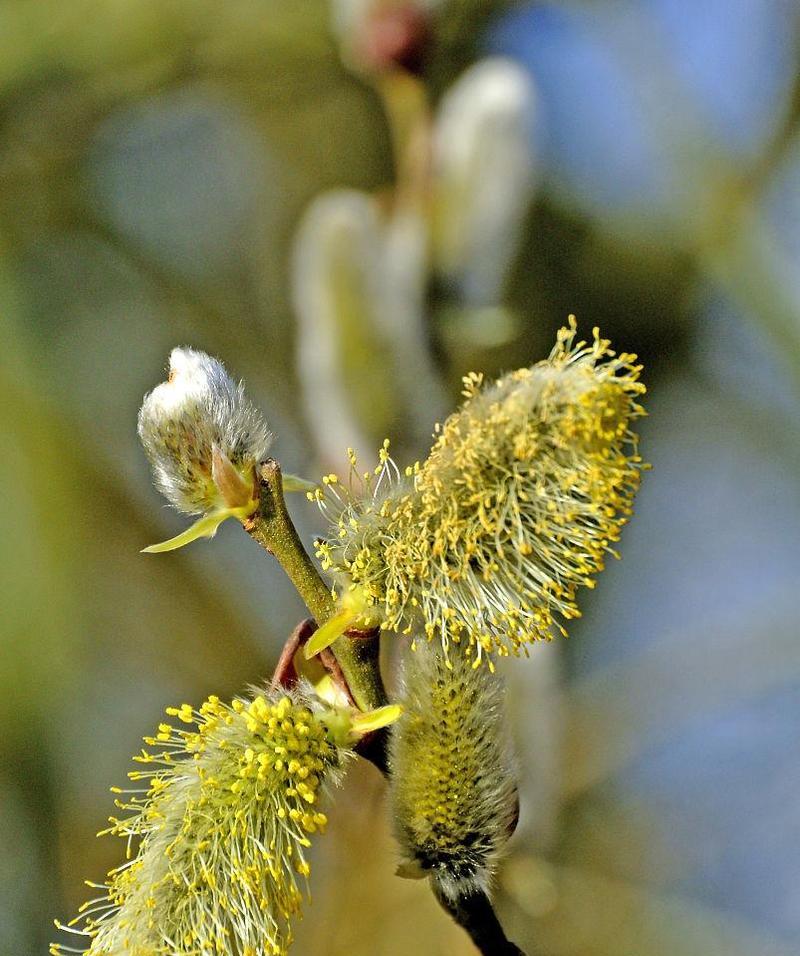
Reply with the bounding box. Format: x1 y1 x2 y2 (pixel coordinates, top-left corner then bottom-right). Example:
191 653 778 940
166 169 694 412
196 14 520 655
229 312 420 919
2 0 800 954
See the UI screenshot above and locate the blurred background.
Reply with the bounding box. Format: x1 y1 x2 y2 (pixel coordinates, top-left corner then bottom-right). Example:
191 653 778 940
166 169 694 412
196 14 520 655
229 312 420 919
2 1 800 953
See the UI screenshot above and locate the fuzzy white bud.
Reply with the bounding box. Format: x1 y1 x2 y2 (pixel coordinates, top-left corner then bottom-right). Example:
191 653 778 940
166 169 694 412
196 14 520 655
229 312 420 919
138 347 271 516
432 57 537 306
292 191 445 466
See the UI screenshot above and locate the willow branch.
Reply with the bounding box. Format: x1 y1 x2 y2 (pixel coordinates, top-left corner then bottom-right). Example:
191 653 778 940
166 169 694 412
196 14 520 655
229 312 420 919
245 458 387 714
271 617 390 775
433 885 526 956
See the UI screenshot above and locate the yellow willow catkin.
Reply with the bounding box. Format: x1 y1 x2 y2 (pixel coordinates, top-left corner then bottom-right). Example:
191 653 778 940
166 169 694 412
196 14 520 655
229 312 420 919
52 688 343 956
315 318 647 661
389 640 518 901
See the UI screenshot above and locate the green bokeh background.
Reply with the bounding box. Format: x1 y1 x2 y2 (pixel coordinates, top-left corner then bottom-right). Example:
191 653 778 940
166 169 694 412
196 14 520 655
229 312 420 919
2 2 800 954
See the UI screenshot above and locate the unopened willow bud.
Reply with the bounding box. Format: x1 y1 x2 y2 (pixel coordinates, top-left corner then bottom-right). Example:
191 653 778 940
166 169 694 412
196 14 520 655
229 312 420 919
315 319 647 662
52 687 344 956
292 190 445 467
137 347 271 550
432 57 536 306
389 641 518 902
330 0 440 74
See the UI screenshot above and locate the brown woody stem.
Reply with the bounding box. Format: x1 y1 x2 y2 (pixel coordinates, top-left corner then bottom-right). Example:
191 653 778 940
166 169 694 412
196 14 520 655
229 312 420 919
245 459 387 713
433 886 526 956
271 618 389 775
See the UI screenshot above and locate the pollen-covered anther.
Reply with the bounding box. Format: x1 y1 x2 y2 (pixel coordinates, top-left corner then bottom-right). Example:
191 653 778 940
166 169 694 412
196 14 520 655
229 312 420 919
137 347 273 551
